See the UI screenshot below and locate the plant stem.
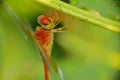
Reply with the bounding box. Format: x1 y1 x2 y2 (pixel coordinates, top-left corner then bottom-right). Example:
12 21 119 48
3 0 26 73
36 0 120 33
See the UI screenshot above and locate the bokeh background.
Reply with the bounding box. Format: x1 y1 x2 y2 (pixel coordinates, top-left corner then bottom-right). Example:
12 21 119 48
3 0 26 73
0 0 120 80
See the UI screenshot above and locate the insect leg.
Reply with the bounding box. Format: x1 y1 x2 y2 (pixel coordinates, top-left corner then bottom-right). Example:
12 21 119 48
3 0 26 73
53 5 63 27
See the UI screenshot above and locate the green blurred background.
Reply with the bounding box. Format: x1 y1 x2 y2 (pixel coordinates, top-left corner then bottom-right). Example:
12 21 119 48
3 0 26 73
0 0 120 80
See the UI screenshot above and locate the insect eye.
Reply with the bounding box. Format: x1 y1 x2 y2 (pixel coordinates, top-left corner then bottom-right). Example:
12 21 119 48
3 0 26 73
38 15 51 25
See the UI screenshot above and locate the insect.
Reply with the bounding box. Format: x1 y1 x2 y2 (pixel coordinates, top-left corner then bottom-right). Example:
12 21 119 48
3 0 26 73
34 10 67 80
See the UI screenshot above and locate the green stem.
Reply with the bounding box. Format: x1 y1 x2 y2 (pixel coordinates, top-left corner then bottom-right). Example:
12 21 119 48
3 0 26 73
36 0 120 33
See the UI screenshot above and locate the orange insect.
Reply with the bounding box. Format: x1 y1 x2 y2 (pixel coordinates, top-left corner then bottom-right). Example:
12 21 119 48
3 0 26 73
34 12 66 80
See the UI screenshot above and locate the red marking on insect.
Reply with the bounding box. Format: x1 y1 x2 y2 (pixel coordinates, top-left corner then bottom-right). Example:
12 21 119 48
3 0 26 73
35 28 51 45
38 15 52 25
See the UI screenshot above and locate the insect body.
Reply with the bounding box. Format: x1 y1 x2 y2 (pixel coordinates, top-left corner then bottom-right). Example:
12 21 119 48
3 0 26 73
34 14 65 80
